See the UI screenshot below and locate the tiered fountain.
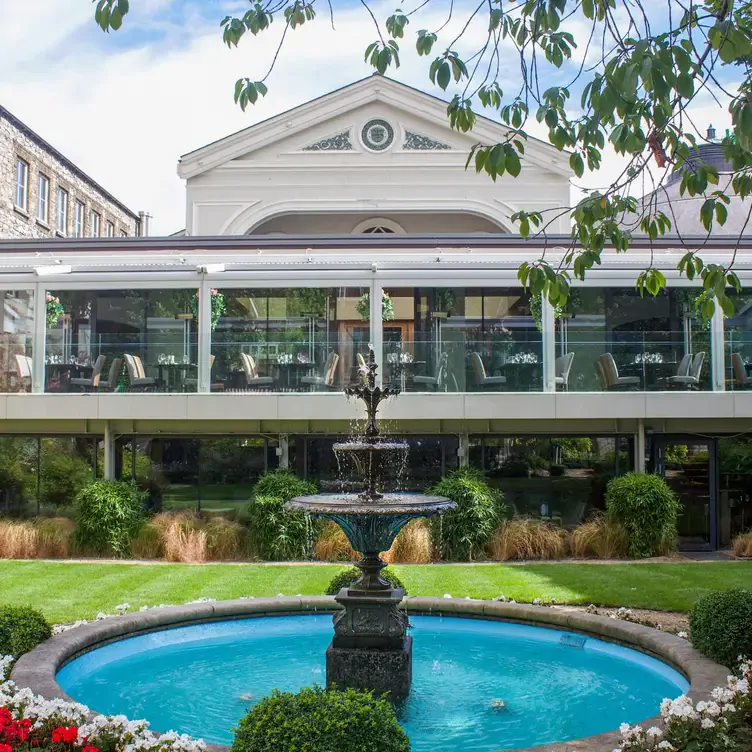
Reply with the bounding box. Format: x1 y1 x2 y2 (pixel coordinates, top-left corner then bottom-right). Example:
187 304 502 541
286 348 456 697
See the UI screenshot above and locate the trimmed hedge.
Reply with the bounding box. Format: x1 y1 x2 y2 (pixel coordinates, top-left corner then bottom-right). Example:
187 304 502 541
231 686 410 752
605 472 679 558
429 469 506 561
325 566 406 595
0 606 51 660
690 589 752 667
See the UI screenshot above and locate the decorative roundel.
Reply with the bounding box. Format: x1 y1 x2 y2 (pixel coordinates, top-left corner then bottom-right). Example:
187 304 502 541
361 119 394 151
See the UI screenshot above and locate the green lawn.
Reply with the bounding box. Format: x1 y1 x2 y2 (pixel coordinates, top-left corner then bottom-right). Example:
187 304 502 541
2 560 750 623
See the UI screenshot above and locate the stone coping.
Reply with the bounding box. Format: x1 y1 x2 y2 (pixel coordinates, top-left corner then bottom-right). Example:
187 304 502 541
12 597 730 752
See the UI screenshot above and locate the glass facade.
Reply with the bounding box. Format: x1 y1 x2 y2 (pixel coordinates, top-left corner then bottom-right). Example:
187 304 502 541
556 287 710 391
0 290 35 393
381 287 541 392
44 288 198 393
469 435 633 526
210 287 369 392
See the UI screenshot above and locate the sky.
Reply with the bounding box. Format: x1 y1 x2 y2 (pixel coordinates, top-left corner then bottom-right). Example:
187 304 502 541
0 0 738 236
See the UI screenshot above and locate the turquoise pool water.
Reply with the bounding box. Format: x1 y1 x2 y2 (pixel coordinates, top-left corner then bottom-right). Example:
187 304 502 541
58 614 688 751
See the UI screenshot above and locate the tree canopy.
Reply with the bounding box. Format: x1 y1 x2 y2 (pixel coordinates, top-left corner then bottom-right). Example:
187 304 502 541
92 0 752 316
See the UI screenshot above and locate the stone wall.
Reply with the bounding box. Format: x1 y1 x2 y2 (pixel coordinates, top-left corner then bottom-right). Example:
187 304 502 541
0 108 140 240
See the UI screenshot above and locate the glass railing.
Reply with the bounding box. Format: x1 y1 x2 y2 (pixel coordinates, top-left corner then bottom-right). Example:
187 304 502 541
385 337 543 392
44 335 199 393
209 338 370 392
560 330 711 391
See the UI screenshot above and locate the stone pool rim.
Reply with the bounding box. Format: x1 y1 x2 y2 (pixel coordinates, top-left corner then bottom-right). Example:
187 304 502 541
12 596 729 752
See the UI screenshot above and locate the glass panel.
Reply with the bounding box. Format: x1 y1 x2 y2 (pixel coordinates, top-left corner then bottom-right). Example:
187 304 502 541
662 442 712 550
718 437 752 547
558 288 710 391
725 292 752 391
211 287 369 392
0 436 38 517
44 289 198 393
0 290 35 393
39 437 95 516
382 287 541 392
469 435 632 526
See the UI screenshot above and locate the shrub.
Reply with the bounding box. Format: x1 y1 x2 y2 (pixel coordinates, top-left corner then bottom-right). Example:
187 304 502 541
205 516 249 560
251 470 316 502
0 605 51 660
73 481 146 557
690 589 752 667
569 514 629 559
313 521 359 562
35 517 74 558
488 519 566 561
605 472 679 559
325 566 406 595
231 685 410 752
39 446 92 507
248 495 313 560
429 469 505 561
732 531 752 558
383 519 432 564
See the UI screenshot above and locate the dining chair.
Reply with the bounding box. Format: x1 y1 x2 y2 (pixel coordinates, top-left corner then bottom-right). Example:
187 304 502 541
185 355 225 392
554 352 574 391
240 353 274 390
667 352 705 390
731 353 752 390
302 351 340 391
470 352 506 390
124 354 157 391
413 352 448 391
97 357 123 391
597 353 640 390
69 355 106 392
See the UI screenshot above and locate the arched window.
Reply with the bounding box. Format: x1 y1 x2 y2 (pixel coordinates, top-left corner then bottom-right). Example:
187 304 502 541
351 217 406 234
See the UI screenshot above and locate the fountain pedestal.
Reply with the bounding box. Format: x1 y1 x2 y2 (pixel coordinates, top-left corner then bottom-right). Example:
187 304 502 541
327 587 411 696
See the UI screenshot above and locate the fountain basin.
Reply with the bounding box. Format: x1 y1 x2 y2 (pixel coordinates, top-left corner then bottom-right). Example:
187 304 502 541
13 597 728 752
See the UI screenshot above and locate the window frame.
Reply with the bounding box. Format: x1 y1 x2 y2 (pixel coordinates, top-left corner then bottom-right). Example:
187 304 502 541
37 173 50 223
90 210 101 237
106 220 115 238
74 200 86 238
56 187 69 235
15 158 29 211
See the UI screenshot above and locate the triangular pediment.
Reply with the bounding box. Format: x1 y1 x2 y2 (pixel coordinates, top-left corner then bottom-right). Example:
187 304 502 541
178 76 569 179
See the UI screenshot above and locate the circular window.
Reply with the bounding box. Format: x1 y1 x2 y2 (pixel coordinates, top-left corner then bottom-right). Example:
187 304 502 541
362 226 395 234
361 119 394 151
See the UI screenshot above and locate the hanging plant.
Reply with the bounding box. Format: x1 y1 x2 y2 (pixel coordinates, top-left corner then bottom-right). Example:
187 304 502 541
356 291 395 321
191 288 226 330
293 288 329 316
45 294 65 328
434 288 456 315
529 291 580 330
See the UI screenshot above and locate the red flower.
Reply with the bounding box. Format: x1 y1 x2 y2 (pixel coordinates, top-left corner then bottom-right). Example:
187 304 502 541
0 708 11 725
0 742 12 752
82 746 99 752
52 726 79 744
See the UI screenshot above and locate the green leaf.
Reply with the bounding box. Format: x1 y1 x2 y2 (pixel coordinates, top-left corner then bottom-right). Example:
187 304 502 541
436 61 451 91
505 146 521 177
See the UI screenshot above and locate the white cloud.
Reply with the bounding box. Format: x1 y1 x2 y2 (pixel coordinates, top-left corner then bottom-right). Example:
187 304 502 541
0 0 739 235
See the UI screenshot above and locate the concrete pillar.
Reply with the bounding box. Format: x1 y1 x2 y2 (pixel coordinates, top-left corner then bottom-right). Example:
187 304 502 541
103 422 116 480
541 296 556 392
278 434 289 470
32 283 46 393
370 277 383 387
458 434 470 469
197 278 212 393
711 302 725 391
635 419 646 473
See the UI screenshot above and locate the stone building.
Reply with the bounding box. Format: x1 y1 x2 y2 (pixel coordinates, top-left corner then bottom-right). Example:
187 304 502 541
0 104 142 240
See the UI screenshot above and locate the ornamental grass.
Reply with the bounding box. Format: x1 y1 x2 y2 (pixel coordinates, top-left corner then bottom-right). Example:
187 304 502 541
487 518 566 561
383 519 432 564
0 518 74 559
148 512 248 562
569 513 630 559
732 530 752 558
313 521 359 562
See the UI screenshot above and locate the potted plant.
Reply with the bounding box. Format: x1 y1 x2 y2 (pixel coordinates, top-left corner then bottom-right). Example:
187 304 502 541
45 294 65 328
356 291 395 321
190 288 226 330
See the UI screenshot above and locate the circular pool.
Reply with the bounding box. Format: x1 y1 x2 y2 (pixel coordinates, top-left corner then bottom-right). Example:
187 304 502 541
57 613 688 752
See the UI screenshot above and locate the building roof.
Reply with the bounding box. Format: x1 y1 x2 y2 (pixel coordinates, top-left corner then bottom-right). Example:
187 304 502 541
0 104 140 220
177 74 571 180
